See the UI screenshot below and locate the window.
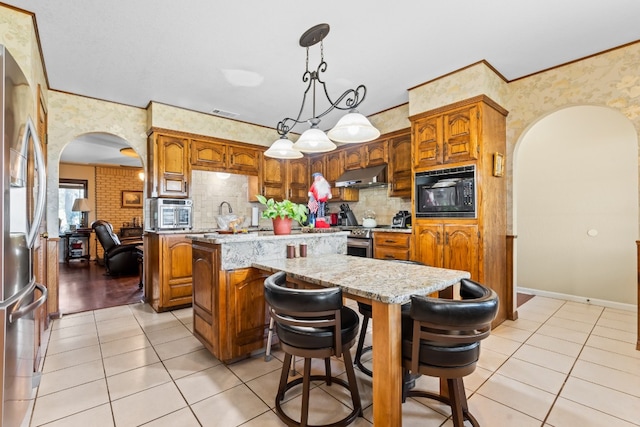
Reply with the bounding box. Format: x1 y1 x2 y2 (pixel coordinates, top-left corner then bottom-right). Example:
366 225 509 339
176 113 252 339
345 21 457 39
59 179 88 232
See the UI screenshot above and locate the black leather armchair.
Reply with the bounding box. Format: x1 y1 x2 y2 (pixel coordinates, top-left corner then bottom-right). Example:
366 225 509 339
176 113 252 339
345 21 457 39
92 220 141 276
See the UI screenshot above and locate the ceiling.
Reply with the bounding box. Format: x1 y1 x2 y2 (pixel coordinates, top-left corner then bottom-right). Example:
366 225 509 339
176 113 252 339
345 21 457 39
5 0 640 166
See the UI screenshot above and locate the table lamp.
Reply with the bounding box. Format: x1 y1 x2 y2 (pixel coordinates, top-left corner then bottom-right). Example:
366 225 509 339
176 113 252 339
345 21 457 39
71 198 91 228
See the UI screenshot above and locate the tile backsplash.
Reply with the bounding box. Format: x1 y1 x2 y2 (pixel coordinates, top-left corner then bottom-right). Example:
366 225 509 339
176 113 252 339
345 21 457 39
190 170 411 230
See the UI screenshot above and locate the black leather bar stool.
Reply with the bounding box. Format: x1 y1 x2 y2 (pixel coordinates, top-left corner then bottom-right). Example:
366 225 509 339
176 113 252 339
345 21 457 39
264 271 363 427
353 259 423 377
401 278 498 427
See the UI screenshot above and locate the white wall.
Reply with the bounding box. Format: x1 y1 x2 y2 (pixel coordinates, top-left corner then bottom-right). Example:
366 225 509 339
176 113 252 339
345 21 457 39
515 106 638 304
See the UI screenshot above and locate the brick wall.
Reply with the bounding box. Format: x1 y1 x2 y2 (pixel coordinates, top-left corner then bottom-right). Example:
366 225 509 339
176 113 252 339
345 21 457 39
95 166 143 258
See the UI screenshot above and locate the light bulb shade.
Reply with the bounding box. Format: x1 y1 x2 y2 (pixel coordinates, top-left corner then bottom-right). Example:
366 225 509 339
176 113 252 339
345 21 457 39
292 128 337 153
71 198 91 212
327 111 380 143
264 137 304 159
119 147 138 157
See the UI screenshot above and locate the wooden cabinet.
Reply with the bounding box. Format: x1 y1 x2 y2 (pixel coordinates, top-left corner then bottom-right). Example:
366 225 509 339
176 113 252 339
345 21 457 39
250 156 309 204
387 130 412 198
146 233 193 311
410 95 509 324
412 104 479 169
191 138 260 175
414 223 479 279
192 241 270 362
344 140 387 170
324 150 359 202
373 232 411 261
287 157 310 203
148 133 191 198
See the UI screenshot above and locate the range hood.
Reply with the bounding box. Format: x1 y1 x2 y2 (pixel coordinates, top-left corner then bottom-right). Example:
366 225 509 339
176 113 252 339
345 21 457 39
335 164 388 188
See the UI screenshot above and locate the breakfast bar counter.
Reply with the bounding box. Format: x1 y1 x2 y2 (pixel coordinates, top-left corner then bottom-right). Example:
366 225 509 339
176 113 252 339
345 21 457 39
252 254 470 427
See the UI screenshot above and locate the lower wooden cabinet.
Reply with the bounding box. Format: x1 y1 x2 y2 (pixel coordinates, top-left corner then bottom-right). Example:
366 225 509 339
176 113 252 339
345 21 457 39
145 233 193 312
373 232 411 260
413 223 479 279
192 241 270 363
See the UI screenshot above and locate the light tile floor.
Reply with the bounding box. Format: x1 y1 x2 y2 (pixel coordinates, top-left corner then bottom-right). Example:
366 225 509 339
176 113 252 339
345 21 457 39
26 296 639 426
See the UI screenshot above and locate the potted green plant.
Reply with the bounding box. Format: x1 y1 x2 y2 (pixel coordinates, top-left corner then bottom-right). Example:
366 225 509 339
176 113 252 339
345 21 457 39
256 195 308 235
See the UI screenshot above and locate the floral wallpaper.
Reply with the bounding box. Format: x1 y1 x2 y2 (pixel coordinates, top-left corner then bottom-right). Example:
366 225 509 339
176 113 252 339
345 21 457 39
409 62 509 116
4 4 640 240
46 91 147 236
150 102 275 147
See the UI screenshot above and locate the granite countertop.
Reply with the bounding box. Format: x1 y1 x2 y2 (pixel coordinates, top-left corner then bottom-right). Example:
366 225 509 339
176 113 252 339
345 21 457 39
188 229 348 244
370 227 412 234
253 254 469 304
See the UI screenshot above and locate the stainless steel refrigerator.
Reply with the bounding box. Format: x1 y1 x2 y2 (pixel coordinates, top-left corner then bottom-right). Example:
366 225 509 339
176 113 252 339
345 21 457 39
0 45 48 427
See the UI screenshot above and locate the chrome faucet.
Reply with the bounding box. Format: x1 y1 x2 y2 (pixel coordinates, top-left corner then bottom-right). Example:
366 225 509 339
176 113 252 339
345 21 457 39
219 201 233 215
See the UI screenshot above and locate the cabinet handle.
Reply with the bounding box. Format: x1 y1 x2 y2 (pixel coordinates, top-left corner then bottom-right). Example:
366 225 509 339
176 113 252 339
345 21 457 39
384 239 394 243
436 231 440 244
445 232 449 245
288 188 292 198
230 154 234 163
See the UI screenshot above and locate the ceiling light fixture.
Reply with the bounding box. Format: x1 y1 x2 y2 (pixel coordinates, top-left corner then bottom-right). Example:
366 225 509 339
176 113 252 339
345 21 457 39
265 23 380 159
120 147 138 158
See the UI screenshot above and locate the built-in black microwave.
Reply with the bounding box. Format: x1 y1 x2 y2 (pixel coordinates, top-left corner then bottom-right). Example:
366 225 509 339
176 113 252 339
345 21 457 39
415 165 476 218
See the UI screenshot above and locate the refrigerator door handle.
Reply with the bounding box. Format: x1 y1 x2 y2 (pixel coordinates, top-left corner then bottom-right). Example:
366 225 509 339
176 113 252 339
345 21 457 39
25 116 47 249
9 282 47 323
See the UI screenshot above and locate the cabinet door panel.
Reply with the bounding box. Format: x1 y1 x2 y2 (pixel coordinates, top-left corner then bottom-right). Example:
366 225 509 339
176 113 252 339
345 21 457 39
157 135 190 197
344 146 365 170
365 141 387 166
443 224 479 279
413 116 442 168
228 146 260 175
443 105 478 163
389 133 411 198
261 157 287 200
227 268 270 356
191 139 226 169
287 157 309 203
162 235 193 306
414 224 443 268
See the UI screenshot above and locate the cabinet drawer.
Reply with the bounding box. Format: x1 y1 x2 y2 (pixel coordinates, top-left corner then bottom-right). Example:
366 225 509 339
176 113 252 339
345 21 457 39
374 246 410 261
373 233 411 248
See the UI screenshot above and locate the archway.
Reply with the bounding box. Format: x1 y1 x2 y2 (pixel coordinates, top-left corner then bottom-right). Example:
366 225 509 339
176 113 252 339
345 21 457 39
58 132 144 314
514 106 638 306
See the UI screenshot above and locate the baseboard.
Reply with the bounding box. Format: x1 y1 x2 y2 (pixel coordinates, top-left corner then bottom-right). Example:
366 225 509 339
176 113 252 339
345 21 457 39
517 287 637 312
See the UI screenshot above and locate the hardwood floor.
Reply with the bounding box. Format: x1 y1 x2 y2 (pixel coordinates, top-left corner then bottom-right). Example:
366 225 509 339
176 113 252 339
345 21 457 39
58 260 144 315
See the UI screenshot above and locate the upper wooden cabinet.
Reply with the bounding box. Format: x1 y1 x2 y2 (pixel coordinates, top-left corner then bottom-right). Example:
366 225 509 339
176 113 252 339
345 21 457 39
387 130 412 198
148 133 191 198
324 150 359 202
344 140 387 170
412 104 479 169
250 156 310 204
191 138 260 175
287 157 310 203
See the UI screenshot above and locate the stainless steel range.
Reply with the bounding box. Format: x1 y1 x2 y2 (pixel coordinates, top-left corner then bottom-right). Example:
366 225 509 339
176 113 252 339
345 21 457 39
342 226 374 258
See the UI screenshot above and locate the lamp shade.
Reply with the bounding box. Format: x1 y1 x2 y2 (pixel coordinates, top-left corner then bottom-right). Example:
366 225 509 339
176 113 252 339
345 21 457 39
71 198 91 212
292 127 337 153
327 111 380 143
264 136 303 159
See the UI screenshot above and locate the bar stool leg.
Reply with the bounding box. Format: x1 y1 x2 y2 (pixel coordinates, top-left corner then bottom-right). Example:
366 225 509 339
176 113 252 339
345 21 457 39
265 317 275 361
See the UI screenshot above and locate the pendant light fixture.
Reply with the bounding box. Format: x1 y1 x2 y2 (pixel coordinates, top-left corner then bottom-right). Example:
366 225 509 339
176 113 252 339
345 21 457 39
265 23 379 159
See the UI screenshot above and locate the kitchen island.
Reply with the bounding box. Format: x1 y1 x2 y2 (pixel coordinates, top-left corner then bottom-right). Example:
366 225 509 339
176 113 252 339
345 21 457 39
188 230 348 363
253 254 470 427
